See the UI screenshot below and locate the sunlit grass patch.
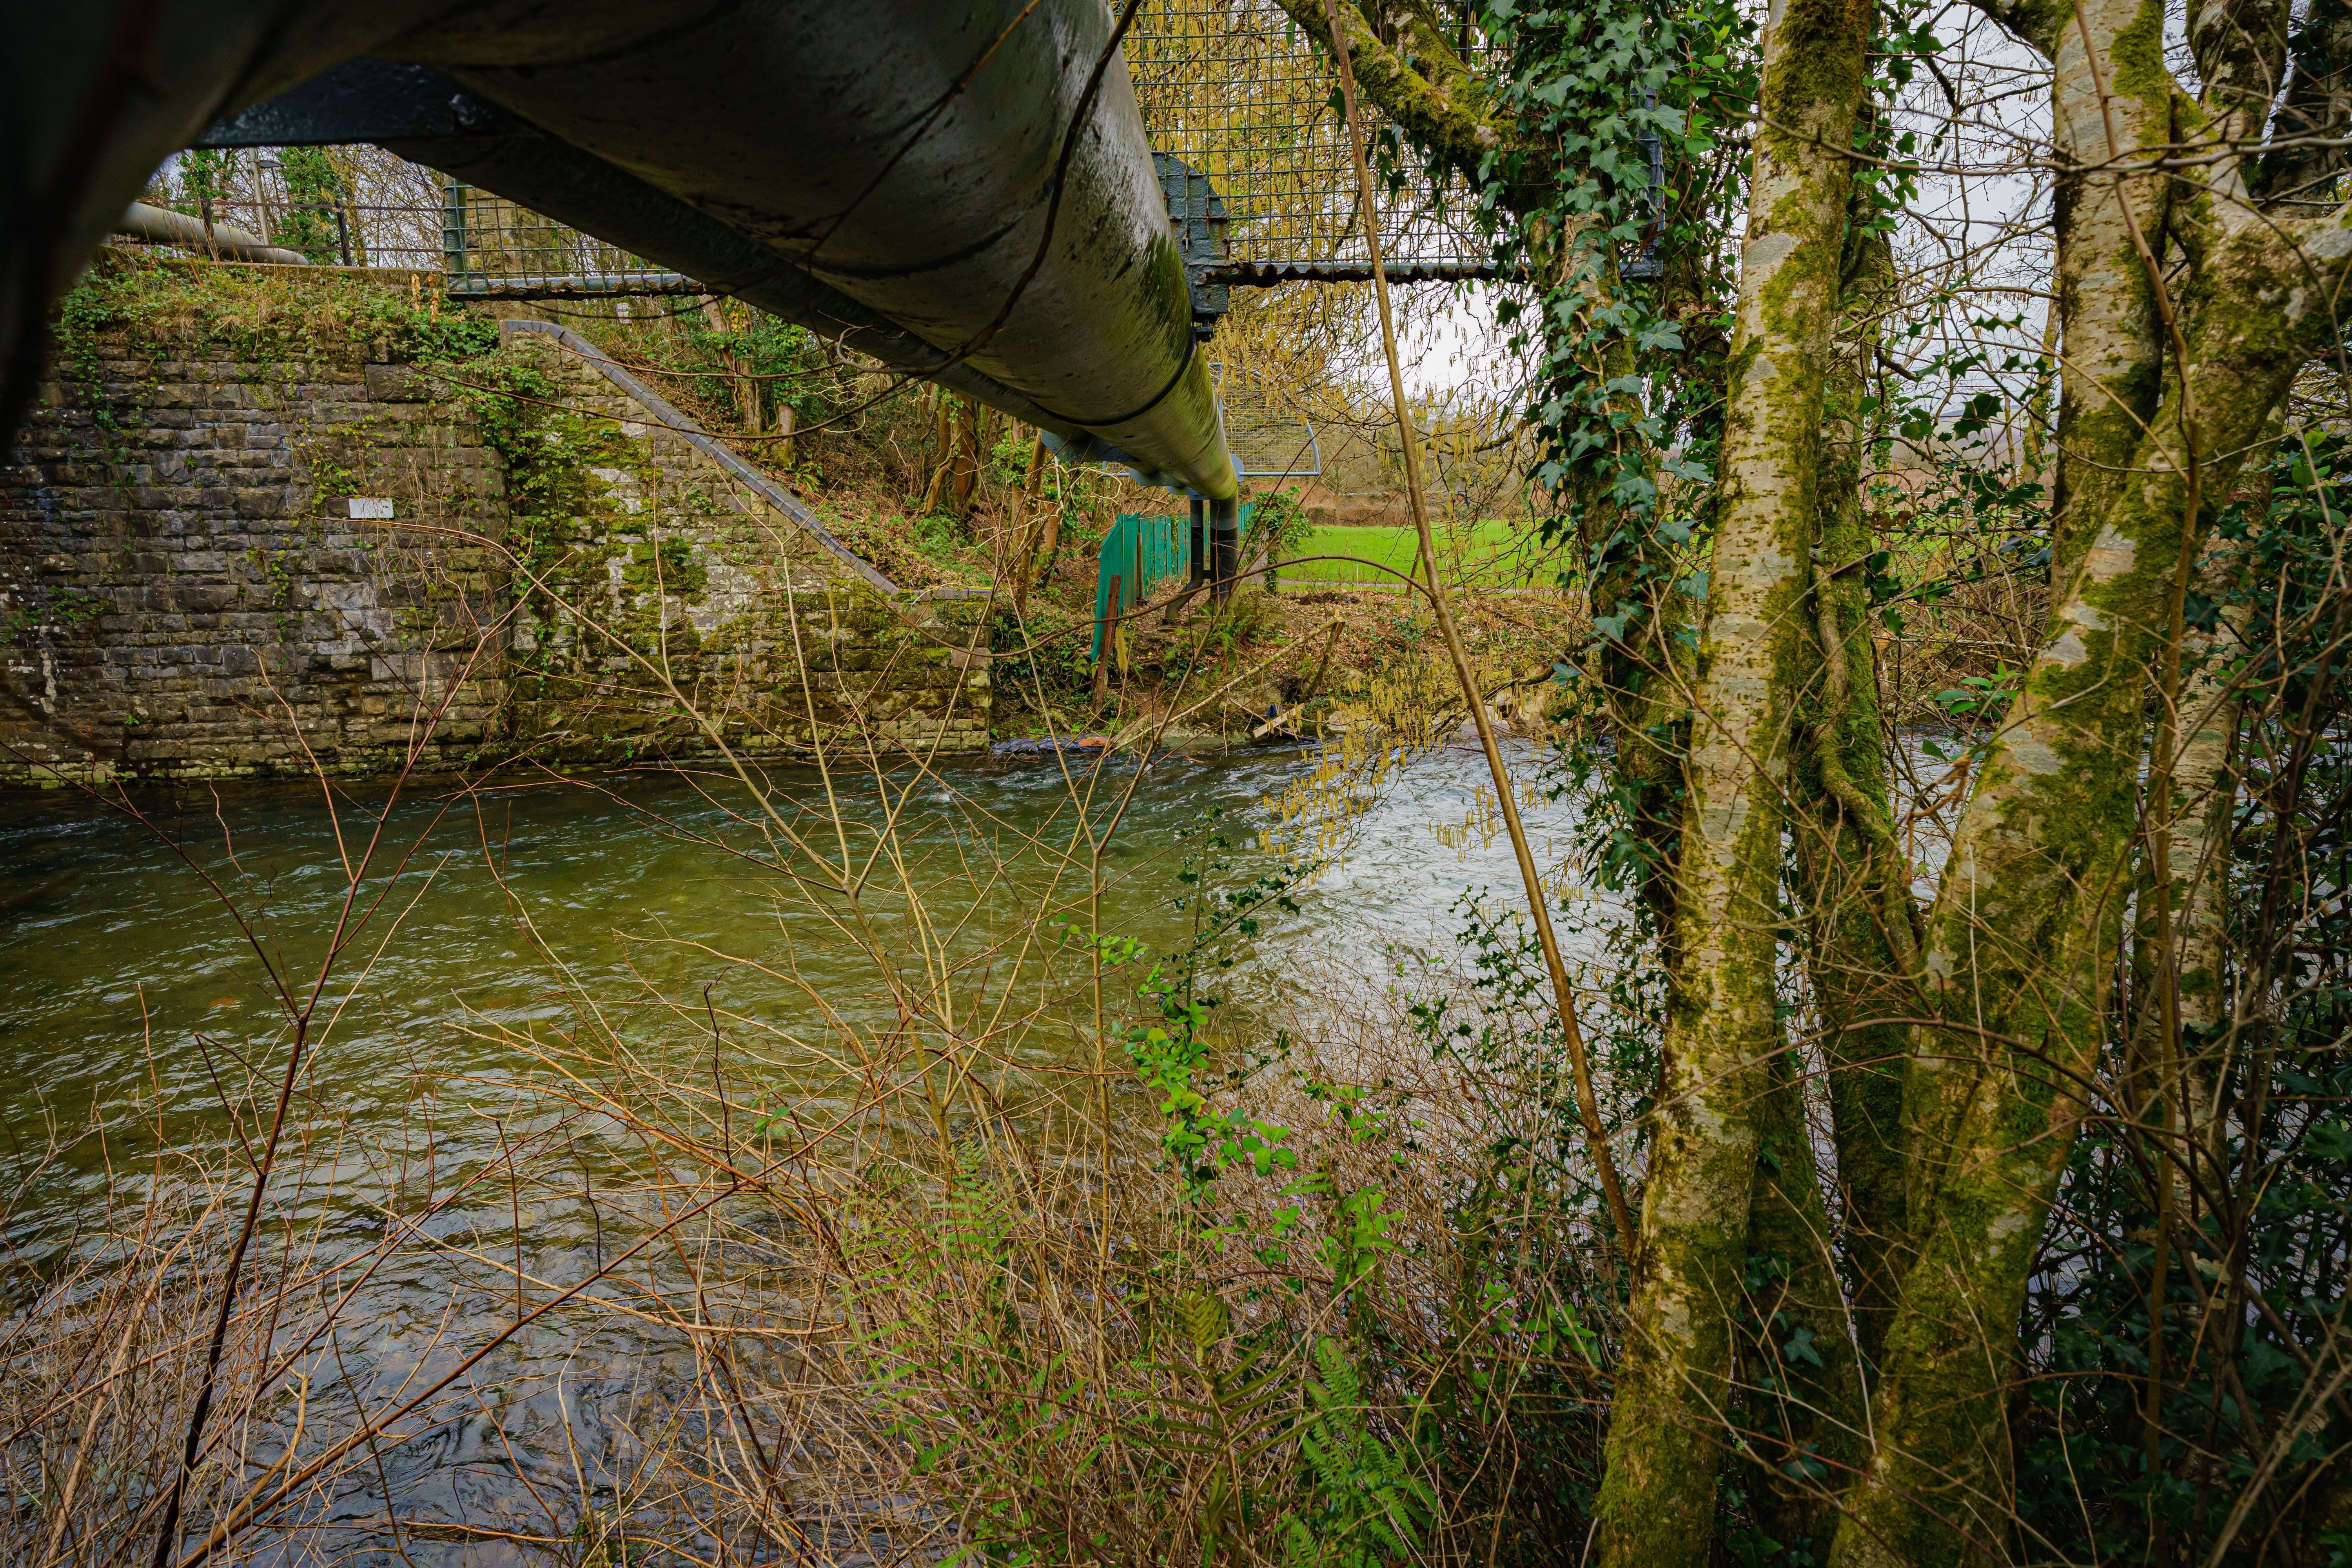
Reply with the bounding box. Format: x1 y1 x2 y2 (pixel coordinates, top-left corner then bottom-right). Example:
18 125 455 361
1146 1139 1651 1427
1279 522 1566 589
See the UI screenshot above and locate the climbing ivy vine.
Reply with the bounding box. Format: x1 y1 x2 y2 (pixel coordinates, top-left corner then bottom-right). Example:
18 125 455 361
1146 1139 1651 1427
1477 0 1753 536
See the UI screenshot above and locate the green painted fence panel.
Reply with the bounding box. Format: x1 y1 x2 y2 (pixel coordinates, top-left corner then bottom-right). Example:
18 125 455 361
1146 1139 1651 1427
1090 506 1250 664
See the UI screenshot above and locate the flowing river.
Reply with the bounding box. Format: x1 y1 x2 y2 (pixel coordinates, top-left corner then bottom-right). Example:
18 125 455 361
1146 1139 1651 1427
0 743 1587 1563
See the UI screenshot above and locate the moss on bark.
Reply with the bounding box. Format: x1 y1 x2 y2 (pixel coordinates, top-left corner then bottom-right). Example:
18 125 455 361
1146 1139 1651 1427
1740 1043 1867 1559
1591 0 1877 1555
1785 227 1914 1373
1827 211 2346 1568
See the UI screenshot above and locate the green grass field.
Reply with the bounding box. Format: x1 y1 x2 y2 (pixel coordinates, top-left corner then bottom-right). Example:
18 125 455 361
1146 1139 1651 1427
1275 523 1567 589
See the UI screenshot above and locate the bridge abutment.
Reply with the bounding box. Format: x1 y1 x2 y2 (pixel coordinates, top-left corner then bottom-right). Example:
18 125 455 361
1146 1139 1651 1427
0 258 989 786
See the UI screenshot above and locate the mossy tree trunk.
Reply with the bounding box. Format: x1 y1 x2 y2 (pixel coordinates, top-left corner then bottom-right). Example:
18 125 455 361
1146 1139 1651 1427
2036 0 2174 582
1740 1042 1868 1559
1787 221 1913 1374
1826 171 2352 1568
1590 0 1877 1557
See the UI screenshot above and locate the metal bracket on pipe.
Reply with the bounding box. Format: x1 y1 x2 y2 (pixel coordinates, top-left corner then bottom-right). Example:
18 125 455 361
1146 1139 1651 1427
1154 154 1229 343
1207 495 1240 604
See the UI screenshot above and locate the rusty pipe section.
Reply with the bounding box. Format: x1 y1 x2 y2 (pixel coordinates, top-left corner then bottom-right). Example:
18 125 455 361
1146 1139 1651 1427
5 2 1238 500
370 1 1237 499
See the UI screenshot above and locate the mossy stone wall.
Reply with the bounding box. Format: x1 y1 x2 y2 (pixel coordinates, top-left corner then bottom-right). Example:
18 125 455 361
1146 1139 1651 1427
0 259 989 786
490 333 991 764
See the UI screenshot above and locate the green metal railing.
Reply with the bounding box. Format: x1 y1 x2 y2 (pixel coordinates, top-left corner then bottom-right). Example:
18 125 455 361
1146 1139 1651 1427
1091 506 1252 664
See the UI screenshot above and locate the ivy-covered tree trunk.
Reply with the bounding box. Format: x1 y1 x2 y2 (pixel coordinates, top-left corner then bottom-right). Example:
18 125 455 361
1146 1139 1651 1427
1583 520 1698 936
1590 0 1876 1556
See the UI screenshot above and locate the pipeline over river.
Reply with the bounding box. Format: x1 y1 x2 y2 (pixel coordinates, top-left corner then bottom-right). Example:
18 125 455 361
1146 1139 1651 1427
1 2 1240 508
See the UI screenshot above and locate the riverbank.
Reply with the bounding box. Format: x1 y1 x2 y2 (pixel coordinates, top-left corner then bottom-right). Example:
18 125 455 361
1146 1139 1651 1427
4 256 1579 790
0 735 1613 1563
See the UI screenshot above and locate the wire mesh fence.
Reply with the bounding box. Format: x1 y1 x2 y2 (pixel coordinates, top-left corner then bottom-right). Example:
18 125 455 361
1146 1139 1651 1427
438 187 695 296
1215 364 1323 476
1126 0 1495 274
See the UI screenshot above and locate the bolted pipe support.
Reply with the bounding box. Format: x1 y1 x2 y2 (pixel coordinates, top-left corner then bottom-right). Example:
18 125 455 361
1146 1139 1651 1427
1209 496 1240 604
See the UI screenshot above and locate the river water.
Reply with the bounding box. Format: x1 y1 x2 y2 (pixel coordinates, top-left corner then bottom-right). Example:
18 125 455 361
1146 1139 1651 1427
0 743 1586 1562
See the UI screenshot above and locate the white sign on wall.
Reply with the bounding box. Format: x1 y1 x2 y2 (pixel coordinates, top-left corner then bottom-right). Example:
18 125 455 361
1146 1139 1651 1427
347 497 395 520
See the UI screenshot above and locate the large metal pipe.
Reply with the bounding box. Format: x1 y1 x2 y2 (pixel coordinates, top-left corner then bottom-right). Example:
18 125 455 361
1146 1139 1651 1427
185 61 1115 454
114 201 308 266
6 3 1239 502
375 1 1237 499
178 58 1201 490
378 127 1196 476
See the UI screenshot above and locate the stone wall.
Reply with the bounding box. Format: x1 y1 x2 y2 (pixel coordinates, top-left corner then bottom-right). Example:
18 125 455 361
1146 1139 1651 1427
488 324 992 765
0 259 989 786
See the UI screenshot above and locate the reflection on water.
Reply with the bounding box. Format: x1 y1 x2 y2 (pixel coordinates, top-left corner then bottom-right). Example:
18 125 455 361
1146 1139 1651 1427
0 743 1580 1562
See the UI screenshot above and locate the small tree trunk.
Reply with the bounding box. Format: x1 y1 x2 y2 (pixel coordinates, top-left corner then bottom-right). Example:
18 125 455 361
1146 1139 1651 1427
1790 553 1913 1374
948 400 986 515
1034 505 1064 587
1093 577 1123 710
1741 1044 1867 1561
1011 432 1049 615
920 394 955 516
1022 427 1047 499
701 299 755 433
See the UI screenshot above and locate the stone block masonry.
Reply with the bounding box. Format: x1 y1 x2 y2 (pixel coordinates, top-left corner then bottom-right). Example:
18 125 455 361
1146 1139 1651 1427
0 258 991 786
488 321 992 763
0 313 509 784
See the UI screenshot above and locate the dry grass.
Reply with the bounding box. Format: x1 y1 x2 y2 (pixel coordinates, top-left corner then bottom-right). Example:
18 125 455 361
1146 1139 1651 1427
0 568 1637 1567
